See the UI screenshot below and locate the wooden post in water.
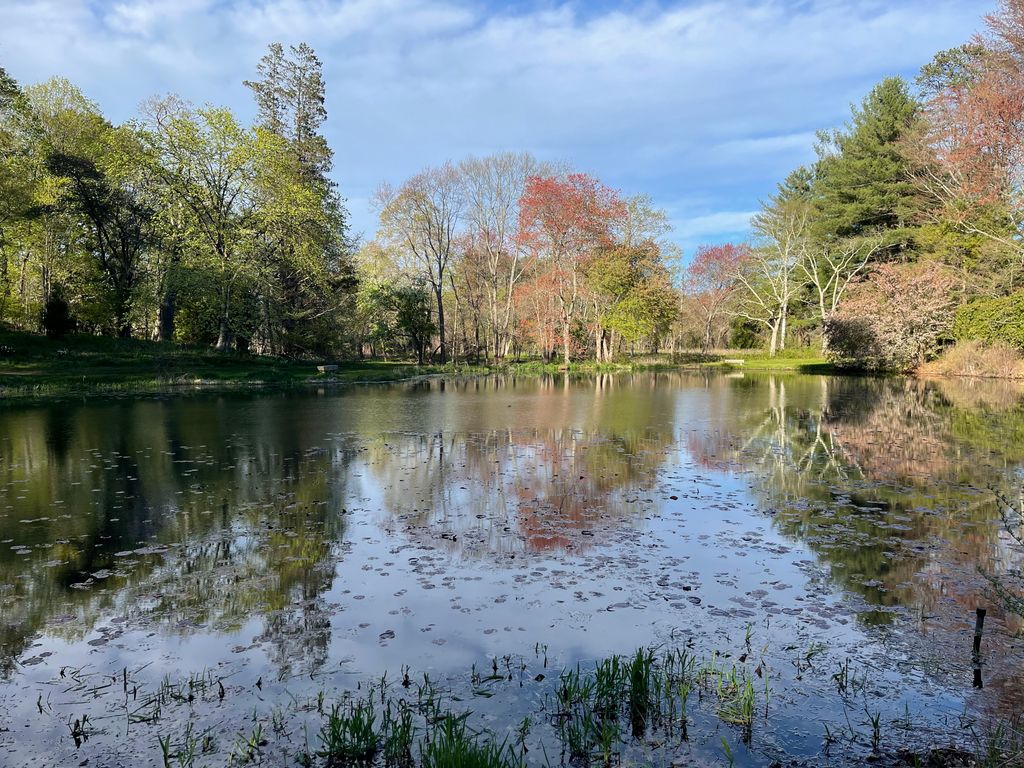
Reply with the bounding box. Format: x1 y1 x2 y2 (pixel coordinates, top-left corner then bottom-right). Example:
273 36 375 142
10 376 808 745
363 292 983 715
974 608 986 654
972 607 986 689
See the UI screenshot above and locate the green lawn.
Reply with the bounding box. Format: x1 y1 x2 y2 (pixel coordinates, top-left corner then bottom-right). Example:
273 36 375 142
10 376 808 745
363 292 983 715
0 330 836 400
0 330 485 399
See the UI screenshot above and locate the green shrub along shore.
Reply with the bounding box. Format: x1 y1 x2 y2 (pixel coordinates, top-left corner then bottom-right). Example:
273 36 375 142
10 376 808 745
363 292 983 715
0 330 835 400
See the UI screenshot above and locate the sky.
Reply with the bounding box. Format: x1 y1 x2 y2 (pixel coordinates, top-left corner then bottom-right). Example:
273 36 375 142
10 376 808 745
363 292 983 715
0 0 989 256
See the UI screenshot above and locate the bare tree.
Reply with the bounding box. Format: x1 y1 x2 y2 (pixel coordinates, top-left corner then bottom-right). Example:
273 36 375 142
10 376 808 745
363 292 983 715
458 152 542 360
377 163 463 363
801 236 880 352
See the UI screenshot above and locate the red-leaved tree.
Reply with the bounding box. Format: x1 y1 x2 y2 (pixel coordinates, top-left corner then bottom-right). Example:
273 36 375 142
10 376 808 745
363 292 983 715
916 0 1024 261
517 174 626 366
684 243 749 352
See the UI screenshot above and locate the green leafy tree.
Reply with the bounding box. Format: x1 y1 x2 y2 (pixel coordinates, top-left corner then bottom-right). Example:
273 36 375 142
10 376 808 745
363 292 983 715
143 101 262 351
587 242 677 359
45 124 153 337
0 67 36 323
245 42 353 356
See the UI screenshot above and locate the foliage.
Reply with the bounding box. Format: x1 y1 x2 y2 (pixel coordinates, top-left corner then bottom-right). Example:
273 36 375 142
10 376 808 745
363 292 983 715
812 77 924 257
826 262 957 371
684 243 748 352
954 291 1024 349
0 45 353 358
517 173 626 365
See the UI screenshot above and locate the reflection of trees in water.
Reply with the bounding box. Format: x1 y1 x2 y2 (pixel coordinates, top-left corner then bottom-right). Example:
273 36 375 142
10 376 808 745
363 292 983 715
0 396 353 680
687 373 1024 718
367 373 679 555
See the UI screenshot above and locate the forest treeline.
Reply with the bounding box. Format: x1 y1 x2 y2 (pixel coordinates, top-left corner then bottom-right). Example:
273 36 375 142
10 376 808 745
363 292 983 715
3 0 1024 371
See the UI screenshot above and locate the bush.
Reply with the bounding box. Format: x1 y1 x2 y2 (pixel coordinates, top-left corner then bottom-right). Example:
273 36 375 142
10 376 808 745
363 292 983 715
825 262 956 372
953 291 1024 350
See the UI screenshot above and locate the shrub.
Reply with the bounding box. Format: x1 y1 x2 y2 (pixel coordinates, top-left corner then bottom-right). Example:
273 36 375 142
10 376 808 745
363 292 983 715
41 290 76 338
953 291 1024 350
825 262 956 372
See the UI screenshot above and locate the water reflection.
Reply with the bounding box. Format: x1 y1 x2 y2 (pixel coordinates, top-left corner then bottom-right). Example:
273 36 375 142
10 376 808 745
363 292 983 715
2 373 1024 715
685 374 1024 716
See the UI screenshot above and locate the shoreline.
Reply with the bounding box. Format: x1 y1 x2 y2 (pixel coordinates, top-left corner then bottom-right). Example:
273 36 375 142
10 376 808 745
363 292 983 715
0 358 839 403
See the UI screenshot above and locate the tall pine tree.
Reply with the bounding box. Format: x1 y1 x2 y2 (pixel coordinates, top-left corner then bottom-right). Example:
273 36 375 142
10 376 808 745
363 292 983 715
245 43 353 355
812 77 924 258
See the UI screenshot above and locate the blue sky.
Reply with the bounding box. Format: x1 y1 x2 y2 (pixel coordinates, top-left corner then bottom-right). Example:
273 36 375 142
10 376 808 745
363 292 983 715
0 0 988 255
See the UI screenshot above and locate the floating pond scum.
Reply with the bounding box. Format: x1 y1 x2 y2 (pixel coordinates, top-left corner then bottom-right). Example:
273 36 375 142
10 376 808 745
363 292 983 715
0 372 1022 766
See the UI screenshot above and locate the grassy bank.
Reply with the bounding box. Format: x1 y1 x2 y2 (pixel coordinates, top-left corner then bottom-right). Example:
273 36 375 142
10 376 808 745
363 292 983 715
0 330 833 401
0 330 490 400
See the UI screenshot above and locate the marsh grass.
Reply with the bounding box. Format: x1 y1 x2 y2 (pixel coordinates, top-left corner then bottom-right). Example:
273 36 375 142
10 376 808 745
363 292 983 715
50 643 1018 768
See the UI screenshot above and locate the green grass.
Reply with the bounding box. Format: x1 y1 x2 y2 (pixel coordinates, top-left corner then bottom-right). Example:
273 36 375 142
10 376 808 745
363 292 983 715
0 330 841 401
0 329 486 400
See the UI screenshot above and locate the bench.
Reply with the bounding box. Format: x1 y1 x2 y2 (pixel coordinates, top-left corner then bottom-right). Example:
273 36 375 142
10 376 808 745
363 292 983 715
316 364 338 373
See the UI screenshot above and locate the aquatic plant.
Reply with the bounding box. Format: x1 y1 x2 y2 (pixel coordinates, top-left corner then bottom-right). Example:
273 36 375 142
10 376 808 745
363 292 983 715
420 713 523 768
318 702 380 765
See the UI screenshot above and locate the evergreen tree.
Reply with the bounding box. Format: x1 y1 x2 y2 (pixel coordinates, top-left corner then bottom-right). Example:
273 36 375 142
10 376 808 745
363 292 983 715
245 43 353 355
812 77 924 258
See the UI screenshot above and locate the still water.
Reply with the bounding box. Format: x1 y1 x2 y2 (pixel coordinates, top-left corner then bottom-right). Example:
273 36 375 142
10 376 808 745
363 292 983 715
0 372 1022 766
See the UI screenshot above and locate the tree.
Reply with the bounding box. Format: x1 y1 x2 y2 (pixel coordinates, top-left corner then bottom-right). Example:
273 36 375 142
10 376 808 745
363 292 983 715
377 163 462 363
913 4 1024 286
387 280 436 365
245 42 352 356
684 243 747 353
458 152 544 361
246 42 332 183
733 251 802 357
46 125 153 337
517 174 625 366
800 237 880 352
0 67 36 323
750 169 813 352
587 242 677 359
813 77 924 258
16 78 111 332
618 193 672 249
143 101 262 351
826 262 957 370
760 166 881 351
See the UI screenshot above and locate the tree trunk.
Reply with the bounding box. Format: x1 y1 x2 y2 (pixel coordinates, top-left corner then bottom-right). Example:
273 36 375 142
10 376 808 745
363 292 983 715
157 289 177 342
216 286 232 353
562 319 571 368
434 284 447 363
115 295 132 339
768 317 780 358
216 317 233 352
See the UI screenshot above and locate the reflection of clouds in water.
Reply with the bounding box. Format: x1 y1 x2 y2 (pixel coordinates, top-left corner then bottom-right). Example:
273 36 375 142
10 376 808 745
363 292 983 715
3 373 1024 748
684 374 1024 719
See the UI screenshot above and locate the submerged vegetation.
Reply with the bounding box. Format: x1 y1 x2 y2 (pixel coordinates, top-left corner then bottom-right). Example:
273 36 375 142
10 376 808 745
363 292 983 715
63 643 1024 768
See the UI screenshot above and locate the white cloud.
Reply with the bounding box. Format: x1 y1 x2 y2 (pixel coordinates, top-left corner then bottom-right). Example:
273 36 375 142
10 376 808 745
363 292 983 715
675 211 758 240
0 0 990 245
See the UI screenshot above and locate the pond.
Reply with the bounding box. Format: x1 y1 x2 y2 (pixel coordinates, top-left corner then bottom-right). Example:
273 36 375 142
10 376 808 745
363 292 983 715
0 372 1022 767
